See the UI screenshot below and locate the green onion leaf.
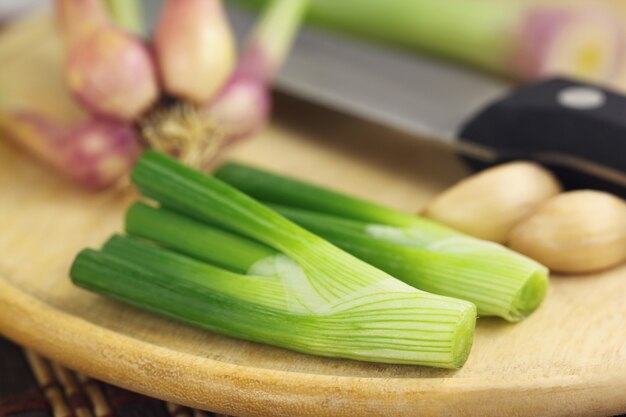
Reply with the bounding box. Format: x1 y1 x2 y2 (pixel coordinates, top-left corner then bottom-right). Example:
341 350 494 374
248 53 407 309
71 233 476 367
126 202 276 273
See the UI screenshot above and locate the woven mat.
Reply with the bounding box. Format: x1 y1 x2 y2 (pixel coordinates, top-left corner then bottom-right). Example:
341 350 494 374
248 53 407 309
0 337 232 417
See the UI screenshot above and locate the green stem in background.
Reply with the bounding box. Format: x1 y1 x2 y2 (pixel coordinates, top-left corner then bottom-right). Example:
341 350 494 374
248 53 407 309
105 0 145 36
213 162 450 235
245 0 311 80
306 0 517 75
126 202 276 273
270 204 547 321
121 150 476 368
236 0 625 82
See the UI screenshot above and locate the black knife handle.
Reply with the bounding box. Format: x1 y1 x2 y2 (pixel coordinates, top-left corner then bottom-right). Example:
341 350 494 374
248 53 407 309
459 78 626 196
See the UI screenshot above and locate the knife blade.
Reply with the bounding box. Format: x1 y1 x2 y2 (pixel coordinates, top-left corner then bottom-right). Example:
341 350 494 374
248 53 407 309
225 4 626 196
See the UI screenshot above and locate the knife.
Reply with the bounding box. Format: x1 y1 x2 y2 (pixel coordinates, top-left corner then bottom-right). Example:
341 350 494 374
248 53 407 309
225 4 626 197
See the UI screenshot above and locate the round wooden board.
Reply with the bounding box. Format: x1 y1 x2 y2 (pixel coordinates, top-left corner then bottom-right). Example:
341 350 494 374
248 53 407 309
2 126 626 417
1 14 626 417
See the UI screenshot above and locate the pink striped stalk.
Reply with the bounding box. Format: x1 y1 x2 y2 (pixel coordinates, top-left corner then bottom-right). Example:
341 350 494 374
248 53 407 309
208 0 310 140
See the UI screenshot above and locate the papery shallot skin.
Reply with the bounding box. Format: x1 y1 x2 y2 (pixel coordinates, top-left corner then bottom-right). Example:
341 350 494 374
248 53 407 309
208 43 272 142
66 28 159 121
56 0 159 121
7 111 141 189
155 0 236 104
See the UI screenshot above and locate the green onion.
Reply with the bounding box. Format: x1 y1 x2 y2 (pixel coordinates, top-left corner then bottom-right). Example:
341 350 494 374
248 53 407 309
127 201 544 320
271 204 547 321
126 202 276 273
73 235 475 367
237 0 625 82
214 162 549 321
105 0 145 36
72 237 296 340
78 150 476 368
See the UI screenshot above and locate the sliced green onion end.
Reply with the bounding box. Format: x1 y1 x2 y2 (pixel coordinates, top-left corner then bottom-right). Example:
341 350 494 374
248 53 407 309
508 267 549 322
451 302 477 369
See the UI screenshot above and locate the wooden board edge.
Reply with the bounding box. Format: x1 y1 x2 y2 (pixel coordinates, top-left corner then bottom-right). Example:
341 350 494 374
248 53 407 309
1 276 625 417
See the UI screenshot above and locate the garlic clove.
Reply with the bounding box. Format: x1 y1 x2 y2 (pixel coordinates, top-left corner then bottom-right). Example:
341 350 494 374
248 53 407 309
508 190 626 274
423 162 562 243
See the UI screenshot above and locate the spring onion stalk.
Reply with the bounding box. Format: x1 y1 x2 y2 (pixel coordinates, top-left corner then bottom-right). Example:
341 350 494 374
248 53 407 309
238 0 625 83
99 150 477 368
125 202 277 273
154 0 236 104
72 235 472 367
271 204 547 321
214 162 549 321
125 201 544 320
105 0 145 36
56 0 159 121
214 162 456 232
207 0 310 138
143 0 309 169
0 110 140 188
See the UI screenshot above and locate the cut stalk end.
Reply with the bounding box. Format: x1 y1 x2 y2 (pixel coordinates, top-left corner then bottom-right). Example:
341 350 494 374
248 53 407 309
512 6 625 82
452 304 476 369
510 269 549 321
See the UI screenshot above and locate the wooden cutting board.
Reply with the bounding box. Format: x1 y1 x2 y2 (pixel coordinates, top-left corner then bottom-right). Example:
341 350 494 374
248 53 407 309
1 14 625 417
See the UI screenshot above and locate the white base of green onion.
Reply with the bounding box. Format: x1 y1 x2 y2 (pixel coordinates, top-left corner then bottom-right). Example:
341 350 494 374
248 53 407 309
214 162 549 321
101 150 478 368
